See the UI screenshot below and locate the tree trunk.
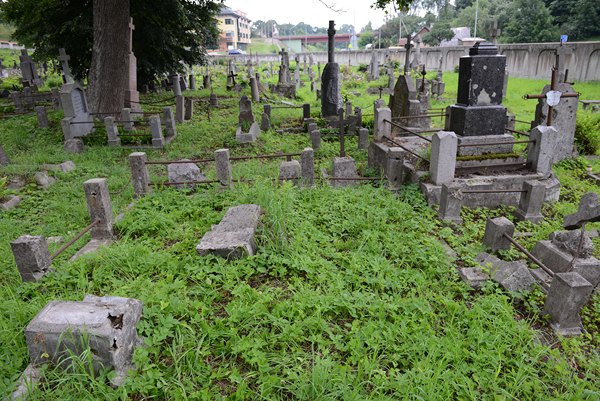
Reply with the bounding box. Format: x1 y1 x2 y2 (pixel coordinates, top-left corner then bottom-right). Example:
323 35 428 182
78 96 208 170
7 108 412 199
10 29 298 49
88 0 130 113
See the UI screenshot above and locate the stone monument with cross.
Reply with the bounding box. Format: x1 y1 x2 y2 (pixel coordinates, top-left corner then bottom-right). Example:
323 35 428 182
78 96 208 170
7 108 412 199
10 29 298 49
58 48 74 84
403 35 412 75
124 18 140 110
271 49 295 98
321 20 343 119
19 49 43 88
526 67 579 161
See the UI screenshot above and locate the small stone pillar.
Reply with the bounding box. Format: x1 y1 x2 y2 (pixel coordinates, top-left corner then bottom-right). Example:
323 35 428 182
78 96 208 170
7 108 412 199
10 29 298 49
261 112 271 131
175 95 185 123
303 103 311 120
514 180 546 223
104 117 121 147
150 115 164 148
184 98 194 121
544 272 594 336
189 74 196 90
386 147 405 190
250 76 260 102
129 152 150 198
374 107 391 141
263 104 271 120
203 75 211 90
122 108 134 131
83 178 114 240
171 74 182 96
527 125 560 175
10 235 51 282
163 107 176 138
482 217 515 252
215 149 233 189
35 106 49 128
311 130 321 150
439 183 463 224
300 147 314 187
430 131 457 185
358 128 369 150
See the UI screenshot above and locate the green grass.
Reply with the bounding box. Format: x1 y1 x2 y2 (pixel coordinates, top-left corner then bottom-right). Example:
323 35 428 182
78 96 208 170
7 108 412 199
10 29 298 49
0 63 599 400
248 38 280 55
0 23 14 42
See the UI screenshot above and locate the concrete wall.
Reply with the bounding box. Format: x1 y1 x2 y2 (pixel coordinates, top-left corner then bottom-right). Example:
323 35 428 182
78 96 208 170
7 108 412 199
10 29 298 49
216 41 600 82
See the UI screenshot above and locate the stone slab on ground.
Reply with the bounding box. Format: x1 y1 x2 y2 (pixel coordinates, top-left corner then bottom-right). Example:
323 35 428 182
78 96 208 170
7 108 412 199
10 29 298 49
532 240 600 287
476 252 536 292
458 267 488 289
196 204 263 260
1 195 21 211
42 161 76 173
34 171 56 190
70 239 113 261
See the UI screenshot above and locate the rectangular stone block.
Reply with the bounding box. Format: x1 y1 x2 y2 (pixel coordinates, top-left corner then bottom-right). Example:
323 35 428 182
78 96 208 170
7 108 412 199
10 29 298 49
514 180 546 223
447 104 507 137
332 157 359 188
25 296 143 374
279 160 301 182
83 178 114 240
527 125 560 176
430 131 457 186
11 235 51 282
457 134 515 156
439 183 463 224
544 272 593 336
196 204 263 260
482 217 514 251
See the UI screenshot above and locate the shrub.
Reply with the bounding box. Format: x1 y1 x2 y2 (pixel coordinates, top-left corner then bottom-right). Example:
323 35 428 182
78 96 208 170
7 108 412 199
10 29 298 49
574 112 600 155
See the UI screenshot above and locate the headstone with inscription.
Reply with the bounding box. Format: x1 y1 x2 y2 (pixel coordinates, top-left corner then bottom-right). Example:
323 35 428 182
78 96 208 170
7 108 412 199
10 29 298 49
124 18 140 110
60 83 94 140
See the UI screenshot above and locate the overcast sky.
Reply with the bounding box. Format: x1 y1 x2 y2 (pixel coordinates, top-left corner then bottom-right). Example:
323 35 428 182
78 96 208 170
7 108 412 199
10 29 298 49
224 0 395 31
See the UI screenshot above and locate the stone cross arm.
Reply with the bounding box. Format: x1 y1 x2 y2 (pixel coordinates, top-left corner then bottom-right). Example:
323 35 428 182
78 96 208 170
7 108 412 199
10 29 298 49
564 192 600 229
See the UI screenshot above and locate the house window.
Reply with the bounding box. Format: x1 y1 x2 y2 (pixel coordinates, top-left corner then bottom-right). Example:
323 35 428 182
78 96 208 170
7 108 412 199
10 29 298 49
225 18 233 25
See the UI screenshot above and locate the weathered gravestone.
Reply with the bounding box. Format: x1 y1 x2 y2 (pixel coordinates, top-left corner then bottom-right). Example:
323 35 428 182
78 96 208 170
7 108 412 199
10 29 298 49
19 49 43 88
321 20 342 119
60 83 94 140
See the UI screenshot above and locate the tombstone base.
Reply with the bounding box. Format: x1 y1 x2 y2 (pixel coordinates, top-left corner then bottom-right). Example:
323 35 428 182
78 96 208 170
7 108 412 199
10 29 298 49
447 104 507 137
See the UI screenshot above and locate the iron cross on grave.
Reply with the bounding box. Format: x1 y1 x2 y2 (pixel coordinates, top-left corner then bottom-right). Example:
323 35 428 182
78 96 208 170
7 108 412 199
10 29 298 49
524 67 579 126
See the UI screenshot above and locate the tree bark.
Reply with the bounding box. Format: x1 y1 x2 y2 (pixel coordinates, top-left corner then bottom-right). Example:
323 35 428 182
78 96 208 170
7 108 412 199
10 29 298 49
88 0 130 113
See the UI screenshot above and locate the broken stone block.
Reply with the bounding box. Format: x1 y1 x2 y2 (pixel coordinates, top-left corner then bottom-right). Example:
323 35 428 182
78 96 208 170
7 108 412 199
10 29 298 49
279 160 301 182
235 122 261 144
544 272 593 336
196 204 263 260
10 235 52 282
43 161 76 173
64 138 84 154
476 252 536 292
167 160 206 189
532 238 600 287
1 195 21 211
24 295 143 383
34 171 56 190
458 267 488 289
331 157 359 188
549 230 594 259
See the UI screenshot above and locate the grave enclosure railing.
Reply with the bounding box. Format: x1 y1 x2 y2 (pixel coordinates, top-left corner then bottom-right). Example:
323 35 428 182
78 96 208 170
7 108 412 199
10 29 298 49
129 149 316 198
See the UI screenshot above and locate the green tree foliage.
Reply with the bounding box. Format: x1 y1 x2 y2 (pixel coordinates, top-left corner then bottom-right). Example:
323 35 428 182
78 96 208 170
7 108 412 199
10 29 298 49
503 0 557 43
0 0 221 86
548 0 600 40
422 22 454 46
358 31 375 48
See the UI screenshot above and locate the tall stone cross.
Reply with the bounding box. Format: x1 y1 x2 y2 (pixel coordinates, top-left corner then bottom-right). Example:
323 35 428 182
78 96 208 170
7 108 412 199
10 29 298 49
128 18 135 53
327 20 336 63
403 35 412 75
489 20 501 45
58 48 74 83
525 67 579 126
555 43 573 83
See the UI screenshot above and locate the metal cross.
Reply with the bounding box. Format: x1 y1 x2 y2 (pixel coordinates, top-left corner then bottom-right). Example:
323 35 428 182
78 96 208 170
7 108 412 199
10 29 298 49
524 67 579 126
227 71 238 87
420 65 427 93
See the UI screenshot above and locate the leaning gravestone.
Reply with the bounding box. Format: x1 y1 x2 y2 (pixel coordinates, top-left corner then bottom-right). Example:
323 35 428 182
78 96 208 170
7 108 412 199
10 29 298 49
59 83 94 140
530 82 578 161
19 49 43 88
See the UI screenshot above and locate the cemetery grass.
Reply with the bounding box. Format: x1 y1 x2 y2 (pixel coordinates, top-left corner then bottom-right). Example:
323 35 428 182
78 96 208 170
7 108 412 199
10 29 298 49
0 68 599 400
